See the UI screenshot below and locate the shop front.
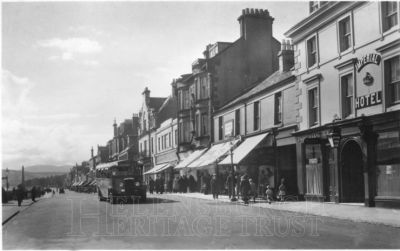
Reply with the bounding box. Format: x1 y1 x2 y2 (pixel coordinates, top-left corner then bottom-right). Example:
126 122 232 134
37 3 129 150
187 139 240 193
295 111 400 208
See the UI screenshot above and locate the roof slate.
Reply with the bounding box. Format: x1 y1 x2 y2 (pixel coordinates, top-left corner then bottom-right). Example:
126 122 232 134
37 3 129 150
219 70 294 111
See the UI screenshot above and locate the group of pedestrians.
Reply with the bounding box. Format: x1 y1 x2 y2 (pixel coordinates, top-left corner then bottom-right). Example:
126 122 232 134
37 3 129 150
147 171 288 205
148 177 165 194
148 174 197 194
223 171 287 205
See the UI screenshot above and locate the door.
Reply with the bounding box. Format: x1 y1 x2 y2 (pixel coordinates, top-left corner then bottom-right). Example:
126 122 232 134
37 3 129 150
340 140 365 203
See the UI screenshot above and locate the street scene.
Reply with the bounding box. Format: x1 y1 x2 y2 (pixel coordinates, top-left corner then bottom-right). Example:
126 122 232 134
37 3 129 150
2 1 400 249
3 191 400 249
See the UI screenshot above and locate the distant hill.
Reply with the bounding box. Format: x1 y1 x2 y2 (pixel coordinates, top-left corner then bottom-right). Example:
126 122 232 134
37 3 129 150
2 165 71 189
23 164 71 173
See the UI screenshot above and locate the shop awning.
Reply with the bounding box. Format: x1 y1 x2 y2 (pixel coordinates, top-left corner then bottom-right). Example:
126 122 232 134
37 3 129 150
144 163 169 175
96 161 119 170
155 163 173 173
175 149 208 169
76 181 85 186
219 133 269 165
187 139 240 169
88 180 97 186
71 181 79 186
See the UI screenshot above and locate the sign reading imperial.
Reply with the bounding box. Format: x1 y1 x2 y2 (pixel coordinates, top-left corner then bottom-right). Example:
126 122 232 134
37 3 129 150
355 91 382 109
355 53 381 72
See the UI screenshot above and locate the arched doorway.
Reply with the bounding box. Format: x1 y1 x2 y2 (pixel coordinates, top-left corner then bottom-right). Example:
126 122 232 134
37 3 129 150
340 140 365 203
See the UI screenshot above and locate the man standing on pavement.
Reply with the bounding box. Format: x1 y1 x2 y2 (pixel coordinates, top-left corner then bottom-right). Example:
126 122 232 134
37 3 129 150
16 184 24 207
31 186 36 202
226 172 235 199
210 174 219 199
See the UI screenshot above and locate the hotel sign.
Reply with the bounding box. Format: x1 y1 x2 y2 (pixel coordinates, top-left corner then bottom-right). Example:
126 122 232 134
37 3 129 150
355 53 381 73
355 91 382 110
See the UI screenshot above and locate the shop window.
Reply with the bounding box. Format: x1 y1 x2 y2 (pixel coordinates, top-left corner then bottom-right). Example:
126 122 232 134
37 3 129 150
254 101 260 131
158 137 160 151
235 109 241 136
307 36 317 68
376 131 400 198
305 144 323 195
341 73 354 118
382 1 398 32
274 92 282 125
218 116 223 140
308 87 319 127
385 55 400 105
339 16 352 52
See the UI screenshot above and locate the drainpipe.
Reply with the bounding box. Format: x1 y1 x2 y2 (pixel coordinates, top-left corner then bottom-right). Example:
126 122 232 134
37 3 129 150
208 73 213 148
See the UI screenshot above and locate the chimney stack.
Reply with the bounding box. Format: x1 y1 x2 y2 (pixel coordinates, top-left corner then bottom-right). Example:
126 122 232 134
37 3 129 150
237 8 274 40
113 118 117 137
142 87 150 105
278 39 294 72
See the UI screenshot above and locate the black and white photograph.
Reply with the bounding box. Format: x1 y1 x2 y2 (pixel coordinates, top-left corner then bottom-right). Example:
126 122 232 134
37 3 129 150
2 0 400 249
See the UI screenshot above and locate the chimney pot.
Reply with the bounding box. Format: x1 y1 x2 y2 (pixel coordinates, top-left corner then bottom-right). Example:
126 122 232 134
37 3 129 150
246 8 249 14
242 9 245 15
255 9 259 14
250 8 254 14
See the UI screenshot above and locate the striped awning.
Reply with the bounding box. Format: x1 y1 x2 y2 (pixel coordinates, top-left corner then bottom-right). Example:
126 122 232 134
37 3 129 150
96 161 119 170
175 149 208 169
144 163 170 175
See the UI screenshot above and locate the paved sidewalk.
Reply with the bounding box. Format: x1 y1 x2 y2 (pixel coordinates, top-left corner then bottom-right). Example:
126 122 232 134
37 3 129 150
2 192 52 225
165 192 400 228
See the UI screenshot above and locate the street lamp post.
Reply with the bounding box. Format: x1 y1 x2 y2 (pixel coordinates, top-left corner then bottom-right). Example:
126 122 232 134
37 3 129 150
229 139 237 201
6 168 9 191
327 125 341 203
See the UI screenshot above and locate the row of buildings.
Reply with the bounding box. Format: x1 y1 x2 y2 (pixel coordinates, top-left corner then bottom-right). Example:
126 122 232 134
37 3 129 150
80 2 400 208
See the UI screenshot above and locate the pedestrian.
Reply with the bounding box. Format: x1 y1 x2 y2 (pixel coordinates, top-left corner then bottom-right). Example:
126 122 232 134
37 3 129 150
249 178 257 203
235 174 241 198
258 170 266 197
159 176 165 194
266 185 274 204
173 176 179 193
278 178 286 201
210 174 219 199
182 175 188 193
2 187 7 203
188 175 195 192
16 184 24 207
225 172 235 199
31 186 36 202
149 177 155 194
240 174 250 205
177 176 183 193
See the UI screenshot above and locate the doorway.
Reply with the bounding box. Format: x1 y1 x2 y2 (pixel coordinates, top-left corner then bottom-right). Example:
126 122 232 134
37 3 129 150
340 140 365 203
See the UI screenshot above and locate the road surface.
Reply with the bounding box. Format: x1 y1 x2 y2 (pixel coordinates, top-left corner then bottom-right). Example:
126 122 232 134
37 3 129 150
3 191 400 249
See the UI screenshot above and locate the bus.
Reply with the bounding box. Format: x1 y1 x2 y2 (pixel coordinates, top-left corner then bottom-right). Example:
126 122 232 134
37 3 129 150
96 161 146 204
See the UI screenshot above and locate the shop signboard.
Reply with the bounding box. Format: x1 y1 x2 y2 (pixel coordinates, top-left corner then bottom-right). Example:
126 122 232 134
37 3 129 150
355 91 382 109
224 120 234 138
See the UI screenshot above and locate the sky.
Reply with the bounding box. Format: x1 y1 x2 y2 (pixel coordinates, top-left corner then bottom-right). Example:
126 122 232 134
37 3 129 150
1 1 308 170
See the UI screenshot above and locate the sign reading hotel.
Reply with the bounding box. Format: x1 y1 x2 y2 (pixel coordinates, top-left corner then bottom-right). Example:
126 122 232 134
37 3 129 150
355 53 381 73
355 91 382 110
